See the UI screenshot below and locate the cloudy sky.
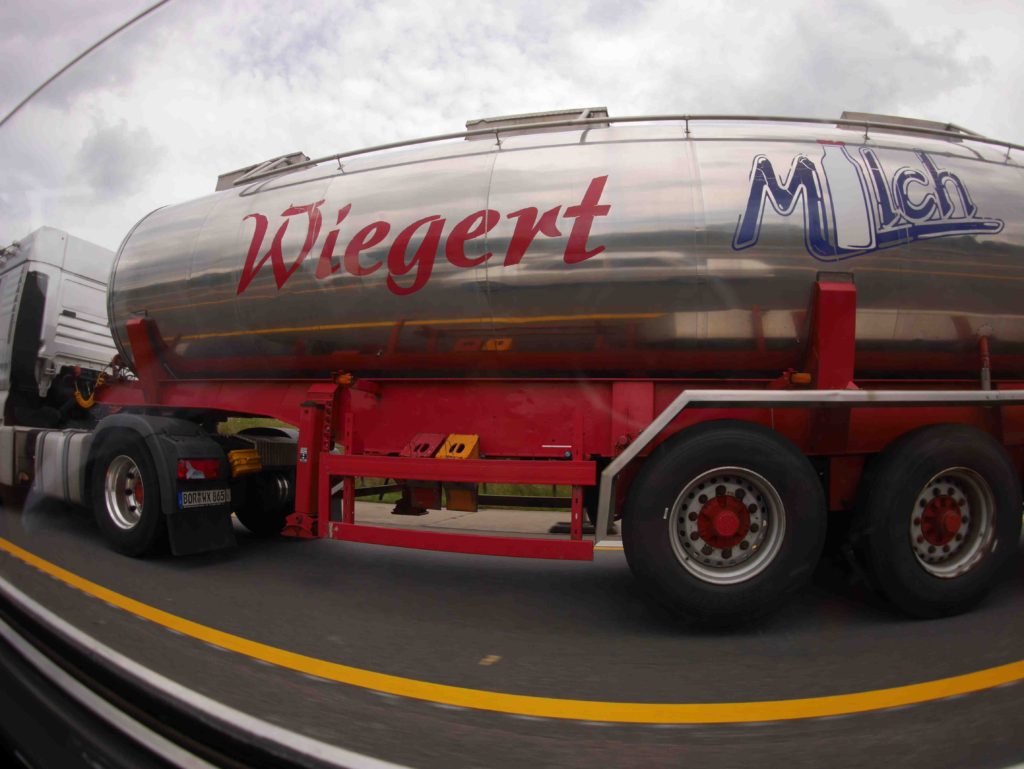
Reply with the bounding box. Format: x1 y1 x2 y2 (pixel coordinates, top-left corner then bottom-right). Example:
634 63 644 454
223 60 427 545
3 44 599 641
1 0 1021 249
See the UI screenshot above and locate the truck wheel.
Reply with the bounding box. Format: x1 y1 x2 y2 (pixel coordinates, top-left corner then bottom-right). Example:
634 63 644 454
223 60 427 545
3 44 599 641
233 427 295 537
91 436 167 556
854 424 1021 618
622 420 826 624
234 473 291 537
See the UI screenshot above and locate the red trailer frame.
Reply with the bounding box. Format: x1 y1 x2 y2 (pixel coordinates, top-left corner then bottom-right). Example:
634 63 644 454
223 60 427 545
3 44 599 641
96 278 1024 562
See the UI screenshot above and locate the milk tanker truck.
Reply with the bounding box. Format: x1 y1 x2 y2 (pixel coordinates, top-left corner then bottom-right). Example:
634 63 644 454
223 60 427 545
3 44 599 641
4 109 1024 623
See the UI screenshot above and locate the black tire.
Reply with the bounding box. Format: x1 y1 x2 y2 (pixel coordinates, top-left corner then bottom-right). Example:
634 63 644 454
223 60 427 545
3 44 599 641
91 434 167 557
622 420 826 624
853 424 1021 618
233 427 294 537
234 473 291 537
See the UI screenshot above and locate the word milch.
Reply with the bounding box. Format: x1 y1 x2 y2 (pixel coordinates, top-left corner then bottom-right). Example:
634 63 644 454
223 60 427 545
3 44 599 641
237 175 611 296
733 144 1003 261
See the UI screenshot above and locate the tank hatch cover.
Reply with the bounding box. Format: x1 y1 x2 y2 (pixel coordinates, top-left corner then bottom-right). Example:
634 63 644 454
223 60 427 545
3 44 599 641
218 151 310 190
465 107 609 139
838 111 979 140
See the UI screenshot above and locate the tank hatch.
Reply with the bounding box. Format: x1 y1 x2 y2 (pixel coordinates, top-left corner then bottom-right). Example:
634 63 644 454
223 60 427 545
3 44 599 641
839 111 980 139
465 107 609 139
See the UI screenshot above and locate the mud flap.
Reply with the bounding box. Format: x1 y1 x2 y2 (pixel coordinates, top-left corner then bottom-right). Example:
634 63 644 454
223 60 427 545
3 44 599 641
166 505 236 556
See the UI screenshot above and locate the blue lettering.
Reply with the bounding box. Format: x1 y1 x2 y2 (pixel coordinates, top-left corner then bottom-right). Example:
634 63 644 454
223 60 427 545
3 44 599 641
860 148 904 229
733 155 837 258
893 167 940 221
733 147 1003 261
918 152 978 218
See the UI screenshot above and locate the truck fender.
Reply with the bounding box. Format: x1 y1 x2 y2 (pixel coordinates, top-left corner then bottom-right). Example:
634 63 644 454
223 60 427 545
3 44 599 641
87 414 234 555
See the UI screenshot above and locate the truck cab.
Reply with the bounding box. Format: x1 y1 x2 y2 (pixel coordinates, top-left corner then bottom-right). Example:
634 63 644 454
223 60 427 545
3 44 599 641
0 226 117 427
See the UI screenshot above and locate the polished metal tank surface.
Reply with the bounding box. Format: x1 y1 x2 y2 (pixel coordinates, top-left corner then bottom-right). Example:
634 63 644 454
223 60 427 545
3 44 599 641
109 119 1024 380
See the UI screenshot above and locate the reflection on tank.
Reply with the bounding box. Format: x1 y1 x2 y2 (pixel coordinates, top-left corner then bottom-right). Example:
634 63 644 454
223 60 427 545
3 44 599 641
109 121 1024 380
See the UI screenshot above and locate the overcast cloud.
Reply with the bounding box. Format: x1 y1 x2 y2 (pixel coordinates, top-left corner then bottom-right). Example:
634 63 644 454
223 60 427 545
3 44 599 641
0 0 1021 249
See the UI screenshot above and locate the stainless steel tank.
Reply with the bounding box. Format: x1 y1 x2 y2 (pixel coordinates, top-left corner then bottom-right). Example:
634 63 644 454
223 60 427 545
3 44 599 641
109 118 1024 381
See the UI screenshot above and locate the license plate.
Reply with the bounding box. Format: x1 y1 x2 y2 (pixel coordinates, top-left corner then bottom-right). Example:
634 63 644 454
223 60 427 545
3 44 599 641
178 488 230 509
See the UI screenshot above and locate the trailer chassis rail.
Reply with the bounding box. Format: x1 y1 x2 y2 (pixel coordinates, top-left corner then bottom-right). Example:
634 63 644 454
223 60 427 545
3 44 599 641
594 388 1024 541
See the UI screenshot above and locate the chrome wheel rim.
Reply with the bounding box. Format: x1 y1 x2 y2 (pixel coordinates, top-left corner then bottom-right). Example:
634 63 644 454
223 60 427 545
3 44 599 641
909 467 994 579
104 455 145 531
668 466 786 585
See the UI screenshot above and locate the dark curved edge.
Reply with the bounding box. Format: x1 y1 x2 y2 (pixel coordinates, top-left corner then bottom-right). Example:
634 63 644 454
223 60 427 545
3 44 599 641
0 575 403 769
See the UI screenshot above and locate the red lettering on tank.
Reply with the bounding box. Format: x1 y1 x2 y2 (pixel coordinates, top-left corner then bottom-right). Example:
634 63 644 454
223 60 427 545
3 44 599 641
447 209 500 267
387 215 445 296
504 206 561 266
315 204 352 278
237 200 325 294
563 176 610 264
344 221 390 276
235 175 611 295
238 213 270 294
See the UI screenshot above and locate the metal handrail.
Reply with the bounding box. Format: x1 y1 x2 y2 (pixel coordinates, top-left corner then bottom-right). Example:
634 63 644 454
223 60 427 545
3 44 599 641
592 388 1024 540
234 113 1023 187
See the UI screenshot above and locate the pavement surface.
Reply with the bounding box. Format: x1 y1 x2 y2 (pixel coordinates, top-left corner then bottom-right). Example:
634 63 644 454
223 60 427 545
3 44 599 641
1 496 1023 769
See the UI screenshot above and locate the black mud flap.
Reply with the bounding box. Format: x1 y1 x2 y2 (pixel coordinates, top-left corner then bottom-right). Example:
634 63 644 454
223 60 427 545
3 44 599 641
166 506 236 556
166 478 236 556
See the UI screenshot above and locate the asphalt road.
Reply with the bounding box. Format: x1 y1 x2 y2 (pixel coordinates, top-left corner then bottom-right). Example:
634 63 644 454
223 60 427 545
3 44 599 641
1 497 1022 769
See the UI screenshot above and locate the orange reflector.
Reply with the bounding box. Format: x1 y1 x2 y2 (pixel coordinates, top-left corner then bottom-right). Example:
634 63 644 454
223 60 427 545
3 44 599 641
790 372 813 385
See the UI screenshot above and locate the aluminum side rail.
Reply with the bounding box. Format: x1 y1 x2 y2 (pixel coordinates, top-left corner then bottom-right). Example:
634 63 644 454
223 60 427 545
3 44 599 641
594 389 1024 540
236 113 1023 186
0 576 408 769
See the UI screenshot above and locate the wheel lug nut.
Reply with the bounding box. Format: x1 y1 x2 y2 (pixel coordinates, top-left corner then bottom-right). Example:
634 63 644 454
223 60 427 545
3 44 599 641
698 495 708 504
747 504 757 513
688 512 697 521
701 545 712 556
739 541 749 550
749 523 759 533
722 549 732 559
913 517 921 526
689 532 699 541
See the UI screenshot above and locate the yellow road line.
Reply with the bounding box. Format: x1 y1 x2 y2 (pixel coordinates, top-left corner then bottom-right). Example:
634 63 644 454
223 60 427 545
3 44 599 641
2 536 1020 724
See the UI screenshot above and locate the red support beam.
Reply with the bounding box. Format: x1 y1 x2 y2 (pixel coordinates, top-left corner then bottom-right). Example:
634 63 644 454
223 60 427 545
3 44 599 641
124 318 165 403
807 279 857 390
328 523 594 561
286 382 338 538
322 454 595 485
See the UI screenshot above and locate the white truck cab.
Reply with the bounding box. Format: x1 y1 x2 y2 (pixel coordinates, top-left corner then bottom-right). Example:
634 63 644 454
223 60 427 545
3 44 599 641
0 227 117 426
